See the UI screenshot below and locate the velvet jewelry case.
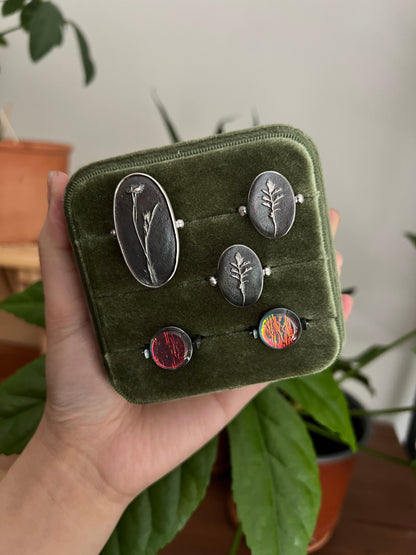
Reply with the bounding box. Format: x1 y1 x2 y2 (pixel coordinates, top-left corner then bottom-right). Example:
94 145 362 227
63 124 345 404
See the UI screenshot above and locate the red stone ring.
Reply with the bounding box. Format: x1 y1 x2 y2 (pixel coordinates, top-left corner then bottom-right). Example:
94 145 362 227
252 308 308 350
144 326 200 370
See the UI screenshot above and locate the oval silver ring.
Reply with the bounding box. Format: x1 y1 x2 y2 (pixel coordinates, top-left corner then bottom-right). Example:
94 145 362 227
113 173 179 288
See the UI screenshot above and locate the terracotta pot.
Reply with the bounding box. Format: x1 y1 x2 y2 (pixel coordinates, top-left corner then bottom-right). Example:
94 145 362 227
307 395 371 552
0 140 72 243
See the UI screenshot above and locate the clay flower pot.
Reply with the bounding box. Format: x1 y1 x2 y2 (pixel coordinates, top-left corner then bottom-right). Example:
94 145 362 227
0 140 72 243
307 394 371 552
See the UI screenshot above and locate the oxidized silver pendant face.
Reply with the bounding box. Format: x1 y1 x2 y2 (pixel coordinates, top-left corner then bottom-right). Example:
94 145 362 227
216 244 264 307
113 173 179 288
248 171 296 238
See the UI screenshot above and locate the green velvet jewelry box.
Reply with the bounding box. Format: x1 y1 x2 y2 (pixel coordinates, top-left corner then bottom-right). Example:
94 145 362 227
64 124 344 404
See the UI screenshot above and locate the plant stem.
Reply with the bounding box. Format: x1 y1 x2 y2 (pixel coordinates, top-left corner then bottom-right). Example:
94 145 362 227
306 421 416 474
350 406 416 417
304 422 346 445
338 328 416 384
359 445 416 475
0 25 21 37
229 523 243 555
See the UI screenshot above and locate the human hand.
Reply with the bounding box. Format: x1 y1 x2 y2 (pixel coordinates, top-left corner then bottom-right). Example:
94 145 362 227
0 171 352 554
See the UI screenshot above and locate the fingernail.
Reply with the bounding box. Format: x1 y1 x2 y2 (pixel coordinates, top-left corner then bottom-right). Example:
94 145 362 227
47 171 58 207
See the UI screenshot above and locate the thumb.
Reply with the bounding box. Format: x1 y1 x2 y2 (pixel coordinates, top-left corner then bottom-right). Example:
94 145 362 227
38 171 89 343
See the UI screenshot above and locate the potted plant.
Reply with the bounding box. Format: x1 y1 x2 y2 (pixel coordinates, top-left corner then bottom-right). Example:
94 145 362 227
0 0 95 243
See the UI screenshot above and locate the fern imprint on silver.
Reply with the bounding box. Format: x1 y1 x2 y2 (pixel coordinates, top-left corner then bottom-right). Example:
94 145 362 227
261 179 284 238
244 171 299 239
130 185 159 285
229 252 253 306
214 244 265 307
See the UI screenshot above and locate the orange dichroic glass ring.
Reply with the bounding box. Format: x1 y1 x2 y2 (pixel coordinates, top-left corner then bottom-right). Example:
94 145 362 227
258 308 302 349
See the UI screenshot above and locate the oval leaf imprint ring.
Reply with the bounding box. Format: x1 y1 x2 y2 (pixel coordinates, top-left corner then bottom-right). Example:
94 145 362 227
113 173 184 288
209 244 271 307
238 170 304 238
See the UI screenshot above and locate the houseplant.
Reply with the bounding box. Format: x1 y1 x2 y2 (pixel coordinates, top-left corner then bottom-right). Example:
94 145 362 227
0 0 95 243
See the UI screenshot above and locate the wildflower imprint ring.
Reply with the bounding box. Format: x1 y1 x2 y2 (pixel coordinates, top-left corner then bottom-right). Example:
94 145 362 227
113 173 184 288
209 244 271 307
252 307 306 349
238 170 304 239
143 326 201 370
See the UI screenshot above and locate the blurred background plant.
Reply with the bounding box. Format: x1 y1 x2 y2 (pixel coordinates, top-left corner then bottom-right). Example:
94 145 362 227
0 0 95 115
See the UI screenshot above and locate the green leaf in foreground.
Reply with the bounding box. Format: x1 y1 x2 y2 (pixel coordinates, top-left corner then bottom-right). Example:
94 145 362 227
101 436 218 555
0 356 46 455
69 21 95 85
0 34 8 46
279 369 356 451
228 388 320 555
0 280 45 327
29 1 64 61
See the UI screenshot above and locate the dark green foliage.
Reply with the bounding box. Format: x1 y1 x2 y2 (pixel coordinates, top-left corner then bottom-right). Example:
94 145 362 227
1 0 95 85
20 0 41 32
101 438 218 555
2 0 25 17
0 356 46 455
0 280 45 327
151 90 181 143
29 1 64 61
69 21 95 85
279 369 356 450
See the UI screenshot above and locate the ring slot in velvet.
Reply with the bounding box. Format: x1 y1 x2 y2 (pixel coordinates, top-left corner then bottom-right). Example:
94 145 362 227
64 125 345 404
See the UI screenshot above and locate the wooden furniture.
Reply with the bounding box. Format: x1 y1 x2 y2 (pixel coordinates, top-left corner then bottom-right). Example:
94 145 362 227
0 243 41 294
161 424 416 554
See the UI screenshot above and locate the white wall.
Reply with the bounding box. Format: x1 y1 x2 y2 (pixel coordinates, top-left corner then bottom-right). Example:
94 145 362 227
1 0 415 440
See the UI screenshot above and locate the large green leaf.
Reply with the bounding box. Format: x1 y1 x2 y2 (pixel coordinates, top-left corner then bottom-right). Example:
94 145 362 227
228 388 321 555
278 370 356 451
69 22 95 85
0 281 45 327
2 0 25 17
0 356 46 455
29 1 64 61
101 437 218 555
